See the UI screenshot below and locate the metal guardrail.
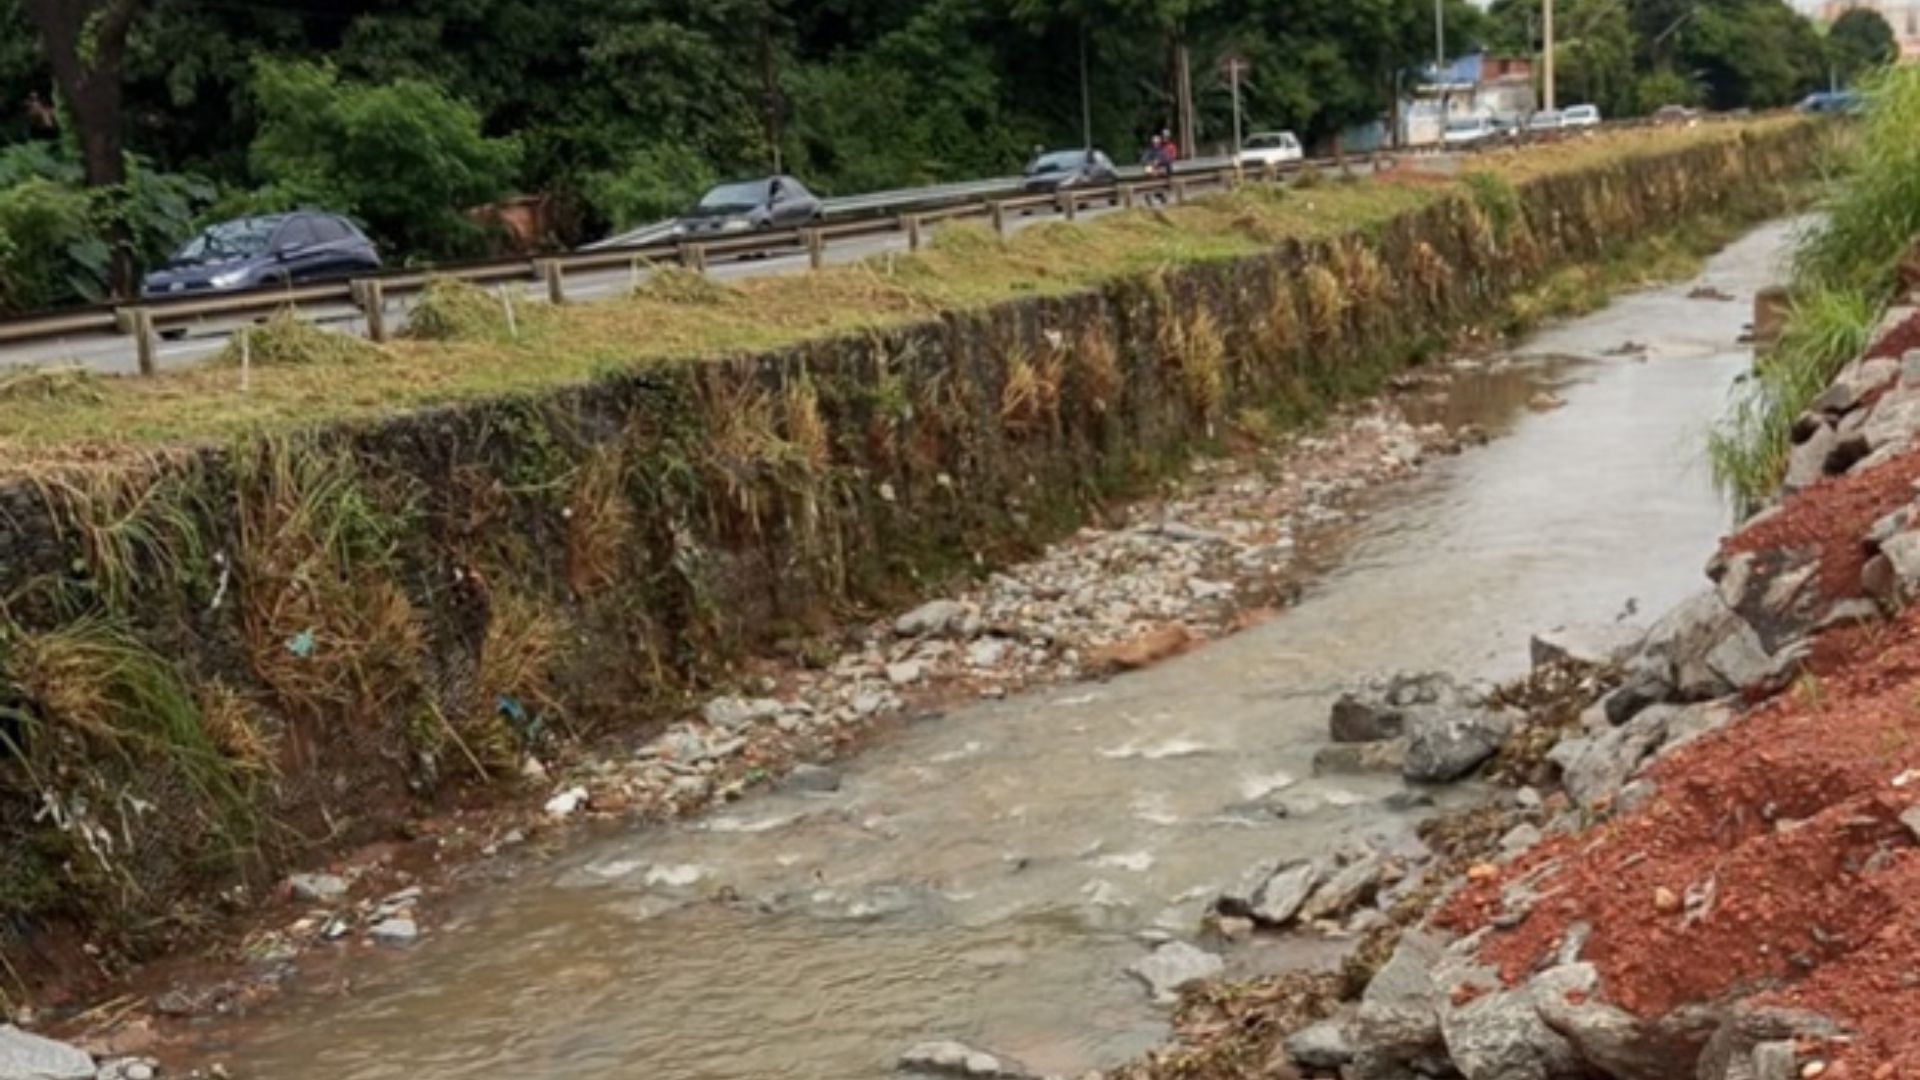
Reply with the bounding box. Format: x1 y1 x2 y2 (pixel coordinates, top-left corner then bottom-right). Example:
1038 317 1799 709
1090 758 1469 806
0 114 1743 372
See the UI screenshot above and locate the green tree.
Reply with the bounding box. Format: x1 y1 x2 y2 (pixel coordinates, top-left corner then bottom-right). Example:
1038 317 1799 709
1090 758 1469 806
247 60 520 259
1829 7 1898 84
1554 0 1640 116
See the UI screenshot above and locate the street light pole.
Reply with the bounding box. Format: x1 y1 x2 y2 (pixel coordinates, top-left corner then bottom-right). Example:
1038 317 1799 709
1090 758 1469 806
1543 0 1555 112
1435 0 1446 71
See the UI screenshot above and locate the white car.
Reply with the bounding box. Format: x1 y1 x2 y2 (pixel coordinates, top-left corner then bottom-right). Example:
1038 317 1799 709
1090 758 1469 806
1443 116 1497 146
1562 104 1602 128
1528 110 1565 132
1235 131 1304 168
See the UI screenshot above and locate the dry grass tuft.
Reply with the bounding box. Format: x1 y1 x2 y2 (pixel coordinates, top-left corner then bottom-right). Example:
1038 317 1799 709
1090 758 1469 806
0 365 105 406
565 446 635 596
1305 265 1348 343
219 310 393 368
634 267 741 306
1072 323 1123 415
1000 345 1064 436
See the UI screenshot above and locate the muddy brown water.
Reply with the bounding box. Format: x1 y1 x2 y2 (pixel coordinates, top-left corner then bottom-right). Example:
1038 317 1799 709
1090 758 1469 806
214 220 1797 1080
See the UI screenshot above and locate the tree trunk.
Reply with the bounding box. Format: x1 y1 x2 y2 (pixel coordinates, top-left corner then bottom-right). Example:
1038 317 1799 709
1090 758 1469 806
21 0 139 294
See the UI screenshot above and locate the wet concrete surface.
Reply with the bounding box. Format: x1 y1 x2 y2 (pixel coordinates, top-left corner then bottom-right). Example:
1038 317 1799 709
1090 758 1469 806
209 219 1795 1080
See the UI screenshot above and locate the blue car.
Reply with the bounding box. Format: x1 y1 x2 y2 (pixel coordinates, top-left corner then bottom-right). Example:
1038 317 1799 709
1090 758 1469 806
140 211 382 297
1799 91 1862 116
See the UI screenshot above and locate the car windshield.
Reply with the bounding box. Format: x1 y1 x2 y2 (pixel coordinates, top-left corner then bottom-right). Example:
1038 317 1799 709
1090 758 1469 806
173 217 281 264
1029 151 1089 174
1568 106 1597 118
697 181 770 212
1245 133 1293 149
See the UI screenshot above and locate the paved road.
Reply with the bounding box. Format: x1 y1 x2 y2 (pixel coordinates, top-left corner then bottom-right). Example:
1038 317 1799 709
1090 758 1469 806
1 161 1383 377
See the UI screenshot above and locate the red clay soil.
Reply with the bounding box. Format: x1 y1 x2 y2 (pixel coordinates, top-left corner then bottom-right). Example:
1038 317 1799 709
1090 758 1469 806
1865 309 1920 361
1438 603 1920 1074
1720 448 1920 603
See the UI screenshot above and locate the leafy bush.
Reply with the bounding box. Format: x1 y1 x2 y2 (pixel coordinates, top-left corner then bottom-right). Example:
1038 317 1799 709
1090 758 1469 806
248 60 521 260
584 145 717 233
0 143 212 312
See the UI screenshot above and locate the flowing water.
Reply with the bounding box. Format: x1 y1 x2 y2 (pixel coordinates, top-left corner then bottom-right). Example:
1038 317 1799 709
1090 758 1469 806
215 220 1797 1080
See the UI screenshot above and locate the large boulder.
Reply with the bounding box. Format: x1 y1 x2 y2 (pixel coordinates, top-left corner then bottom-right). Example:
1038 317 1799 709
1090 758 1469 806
1547 705 1678 809
1353 931 1449 1079
1694 1005 1842 1080
1864 529 1920 606
1300 855 1385 922
1330 673 1480 743
1127 941 1225 1004
1436 957 1582 1080
1404 706 1517 783
1529 623 1644 671
0 1027 93 1080
1782 422 1837 492
1285 1020 1356 1070
1248 859 1328 926
1630 591 1774 703
1808 355 1898 417
1529 965 1724 1080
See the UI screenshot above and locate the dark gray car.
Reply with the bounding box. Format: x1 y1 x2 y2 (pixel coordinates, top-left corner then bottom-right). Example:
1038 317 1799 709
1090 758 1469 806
680 176 823 237
140 212 381 297
1021 149 1118 193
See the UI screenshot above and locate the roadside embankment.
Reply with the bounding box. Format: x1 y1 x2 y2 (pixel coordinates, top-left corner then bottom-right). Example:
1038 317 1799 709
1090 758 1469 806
0 118 1815 1019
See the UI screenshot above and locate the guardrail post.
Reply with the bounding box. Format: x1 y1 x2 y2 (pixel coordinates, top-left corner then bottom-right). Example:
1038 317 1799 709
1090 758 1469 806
1172 179 1187 205
1062 193 1078 221
132 309 156 377
354 279 389 342
904 214 923 252
990 202 1007 236
805 228 825 270
685 243 708 275
1120 184 1136 210
541 259 567 305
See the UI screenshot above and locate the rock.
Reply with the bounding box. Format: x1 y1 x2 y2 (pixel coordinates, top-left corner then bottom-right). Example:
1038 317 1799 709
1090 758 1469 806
1285 1020 1355 1070
1249 859 1326 926
1634 590 1774 702
1862 386 1920 455
1870 530 1920 605
895 600 975 639
885 661 926 686
1216 859 1282 919
1530 964 1723 1080
287 872 348 904
1354 931 1447 1076
1529 623 1643 671
1603 670 1671 726
1312 739 1408 777
1403 705 1516 783
1547 705 1676 809
1499 823 1544 859
1126 941 1224 1003
1810 356 1898 415
1783 423 1838 490
369 917 418 945
701 695 784 730
1697 1006 1842 1080
1301 856 1383 921
1330 693 1407 743
1212 915 1255 943
544 786 589 818
93 1061 156 1080
1867 501 1920 548
898 1040 1030 1079
1145 520 1228 544
0 1026 94 1080
1437 959 1581 1080
966 638 1010 668
784 763 842 794
1751 1043 1799 1080
1659 700 1736 757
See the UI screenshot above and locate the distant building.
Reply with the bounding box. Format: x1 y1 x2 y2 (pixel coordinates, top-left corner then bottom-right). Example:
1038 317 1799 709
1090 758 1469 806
1401 53 1539 146
1820 1 1920 62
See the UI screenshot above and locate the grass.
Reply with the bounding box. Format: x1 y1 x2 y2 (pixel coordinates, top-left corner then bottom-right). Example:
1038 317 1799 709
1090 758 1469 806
1707 71 1919 509
0 118 1804 468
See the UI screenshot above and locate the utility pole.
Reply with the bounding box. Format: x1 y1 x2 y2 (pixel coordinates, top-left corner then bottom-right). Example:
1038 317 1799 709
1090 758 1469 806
1542 0 1556 112
1176 41 1197 158
1079 22 1093 149
1224 54 1248 156
1436 0 1446 71
759 12 782 173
